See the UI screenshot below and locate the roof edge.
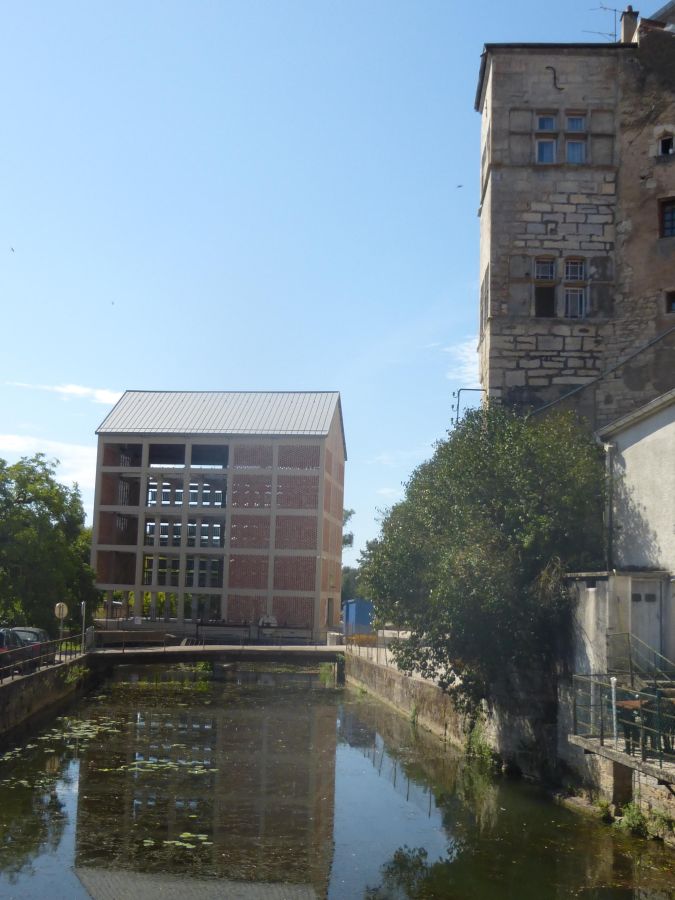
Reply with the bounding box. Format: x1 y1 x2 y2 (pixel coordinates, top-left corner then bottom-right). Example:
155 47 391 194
598 387 675 438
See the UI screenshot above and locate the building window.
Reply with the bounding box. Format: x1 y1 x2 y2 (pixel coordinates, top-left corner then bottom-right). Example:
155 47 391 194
535 258 555 280
566 115 586 132
565 288 586 319
533 257 556 317
565 258 585 281
566 140 586 164
536 139 556 164
660 135 674 157
666 291 675 314
660 199 675 237
537 114 556 131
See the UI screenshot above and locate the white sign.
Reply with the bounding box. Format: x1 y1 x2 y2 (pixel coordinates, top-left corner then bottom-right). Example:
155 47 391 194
54 602 68 620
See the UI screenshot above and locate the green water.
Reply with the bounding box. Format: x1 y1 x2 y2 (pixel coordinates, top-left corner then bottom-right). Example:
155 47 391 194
0 665 672 899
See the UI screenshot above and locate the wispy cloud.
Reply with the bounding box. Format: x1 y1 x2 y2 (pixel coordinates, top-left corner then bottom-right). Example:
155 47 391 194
443 336 480 387
376 486 403 499
8 382 122 405
368 446 431 468
0 434 97 492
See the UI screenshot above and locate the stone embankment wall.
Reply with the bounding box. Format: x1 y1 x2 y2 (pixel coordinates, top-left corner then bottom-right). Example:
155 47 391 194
347 650 675 828
345 649 558 779
346 652 468 748
0 658 94 742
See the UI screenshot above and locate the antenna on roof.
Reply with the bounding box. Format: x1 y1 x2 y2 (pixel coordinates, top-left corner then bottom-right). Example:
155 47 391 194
589 3 620 41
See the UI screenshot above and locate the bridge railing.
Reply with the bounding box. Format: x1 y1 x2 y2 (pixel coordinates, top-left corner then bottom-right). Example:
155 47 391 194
0 632 83 682
572 674 675 769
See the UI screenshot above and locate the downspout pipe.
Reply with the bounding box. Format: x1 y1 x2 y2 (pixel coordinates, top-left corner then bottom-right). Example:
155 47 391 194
595 436 616 571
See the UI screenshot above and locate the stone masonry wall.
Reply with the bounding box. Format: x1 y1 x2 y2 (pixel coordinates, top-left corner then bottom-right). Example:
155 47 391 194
478 37 675 426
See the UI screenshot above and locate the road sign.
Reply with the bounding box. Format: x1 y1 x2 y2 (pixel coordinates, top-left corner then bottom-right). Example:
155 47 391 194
55 602 68 620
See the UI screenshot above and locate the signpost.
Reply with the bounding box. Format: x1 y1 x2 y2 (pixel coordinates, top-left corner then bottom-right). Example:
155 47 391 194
55 602 68 643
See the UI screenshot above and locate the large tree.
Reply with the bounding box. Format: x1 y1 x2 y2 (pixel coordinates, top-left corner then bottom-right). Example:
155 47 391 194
359 407 605 697
0 455 98 632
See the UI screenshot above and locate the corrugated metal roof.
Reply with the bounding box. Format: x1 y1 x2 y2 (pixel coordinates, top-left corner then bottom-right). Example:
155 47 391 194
97 391 345 454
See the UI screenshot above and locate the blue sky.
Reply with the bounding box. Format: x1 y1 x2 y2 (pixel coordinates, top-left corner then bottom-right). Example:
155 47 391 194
0 1 626 564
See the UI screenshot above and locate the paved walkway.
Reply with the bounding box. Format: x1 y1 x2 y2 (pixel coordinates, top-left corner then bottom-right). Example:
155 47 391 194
76 868 317 900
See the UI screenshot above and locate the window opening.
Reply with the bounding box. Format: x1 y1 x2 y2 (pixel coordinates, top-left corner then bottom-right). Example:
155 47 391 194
536 139 556 164
666 291 675 314
566 140 586 164
535 259 555 280
660 136 673 156
661 199 675 237
565 288 586 319
566 115 586 132
565 259 585 281
537 115 556 131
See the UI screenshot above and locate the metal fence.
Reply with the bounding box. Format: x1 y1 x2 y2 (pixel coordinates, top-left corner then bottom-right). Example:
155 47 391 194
607 632 675 689
0 632 82 683
572 674 675 769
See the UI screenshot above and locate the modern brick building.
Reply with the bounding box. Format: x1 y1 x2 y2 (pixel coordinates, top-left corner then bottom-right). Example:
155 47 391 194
475 3 675 427
91 391 346 640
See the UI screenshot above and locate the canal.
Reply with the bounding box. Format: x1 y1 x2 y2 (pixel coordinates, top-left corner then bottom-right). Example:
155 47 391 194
0 664 673 899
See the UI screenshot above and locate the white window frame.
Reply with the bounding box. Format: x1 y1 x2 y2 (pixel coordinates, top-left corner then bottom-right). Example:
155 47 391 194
564 258 585 281
536 139 556 164
564 287 587 319
535 258 555 280
566 140 586 164
566 115 586 132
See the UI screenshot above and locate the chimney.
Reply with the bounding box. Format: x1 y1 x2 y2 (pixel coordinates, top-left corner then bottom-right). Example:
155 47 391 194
620 5 639 42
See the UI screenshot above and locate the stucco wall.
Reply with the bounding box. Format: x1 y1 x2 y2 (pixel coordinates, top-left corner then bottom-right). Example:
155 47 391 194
611 401 675 573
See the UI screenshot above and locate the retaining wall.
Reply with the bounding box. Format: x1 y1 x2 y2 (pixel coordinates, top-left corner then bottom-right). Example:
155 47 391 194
0 658 94 742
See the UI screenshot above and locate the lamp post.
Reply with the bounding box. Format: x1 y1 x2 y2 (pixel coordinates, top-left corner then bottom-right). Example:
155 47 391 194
81 601 86 655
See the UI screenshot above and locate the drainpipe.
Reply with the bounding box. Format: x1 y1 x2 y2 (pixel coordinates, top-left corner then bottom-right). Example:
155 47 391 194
595 438 616 571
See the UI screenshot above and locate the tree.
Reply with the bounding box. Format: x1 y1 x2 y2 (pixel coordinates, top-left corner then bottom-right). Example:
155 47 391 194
342 508 355 548
359 407 605 697
0 455 99 632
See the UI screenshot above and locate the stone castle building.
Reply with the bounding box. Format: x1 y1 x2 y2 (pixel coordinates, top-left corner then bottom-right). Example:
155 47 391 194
91 391 346 640
476 3 675 427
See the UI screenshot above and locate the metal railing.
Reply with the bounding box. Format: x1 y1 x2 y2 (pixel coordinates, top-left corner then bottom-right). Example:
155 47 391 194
607 632 675 690
0 632 82 683
572 673 675 769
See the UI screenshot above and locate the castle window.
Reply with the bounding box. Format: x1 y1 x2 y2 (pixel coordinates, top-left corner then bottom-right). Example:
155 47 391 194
564 288 586 319
660 135 673 156
566 115 586 132
666 291 675 314
566 140 586 164
534 286 556 317
536 139 556 164
535 259 555 280
533 257 556 317
565 258 585 281
660 199 675 237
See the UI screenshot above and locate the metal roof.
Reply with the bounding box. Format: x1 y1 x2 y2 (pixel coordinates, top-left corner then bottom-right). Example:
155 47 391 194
97 391 346 455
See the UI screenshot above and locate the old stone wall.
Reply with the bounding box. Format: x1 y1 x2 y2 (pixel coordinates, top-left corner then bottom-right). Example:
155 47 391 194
478 36 675 427
0 658 94 741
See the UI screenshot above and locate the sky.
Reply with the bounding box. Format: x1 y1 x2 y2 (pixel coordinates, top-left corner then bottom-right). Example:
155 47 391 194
0 0 628 564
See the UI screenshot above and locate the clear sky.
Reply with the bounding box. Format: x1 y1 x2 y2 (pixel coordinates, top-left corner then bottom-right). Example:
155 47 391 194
0 1 628 564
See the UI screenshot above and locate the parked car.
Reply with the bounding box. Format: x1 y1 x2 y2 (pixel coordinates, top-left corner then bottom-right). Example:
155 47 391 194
11 627 56 667
0 628 36 675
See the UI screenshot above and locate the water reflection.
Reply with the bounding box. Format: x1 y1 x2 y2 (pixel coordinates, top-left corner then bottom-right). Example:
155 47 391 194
74 665 336 897
0 666 672 900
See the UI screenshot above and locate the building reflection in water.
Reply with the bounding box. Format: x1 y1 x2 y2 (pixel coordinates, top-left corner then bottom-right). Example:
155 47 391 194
74 668 336 898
